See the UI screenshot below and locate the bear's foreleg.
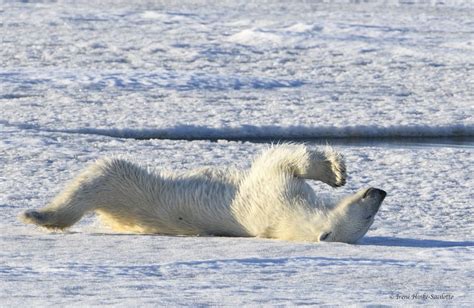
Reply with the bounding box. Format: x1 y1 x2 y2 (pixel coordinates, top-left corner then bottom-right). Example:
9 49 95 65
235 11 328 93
301 146 346 187
252 145 346 187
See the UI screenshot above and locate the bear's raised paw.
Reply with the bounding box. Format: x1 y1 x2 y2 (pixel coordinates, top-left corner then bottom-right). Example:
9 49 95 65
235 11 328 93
322 148 347 188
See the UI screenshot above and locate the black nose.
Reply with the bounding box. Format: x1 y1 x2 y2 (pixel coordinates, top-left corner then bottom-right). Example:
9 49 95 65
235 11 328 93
363 188 387 200
376 188 387 199
373 188 387 201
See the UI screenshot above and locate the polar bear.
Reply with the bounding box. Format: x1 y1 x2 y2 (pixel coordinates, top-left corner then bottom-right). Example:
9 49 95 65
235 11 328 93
21 144 386 243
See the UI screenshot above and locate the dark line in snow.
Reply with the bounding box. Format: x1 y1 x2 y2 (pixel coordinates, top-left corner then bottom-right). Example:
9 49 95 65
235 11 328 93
2 121 474 146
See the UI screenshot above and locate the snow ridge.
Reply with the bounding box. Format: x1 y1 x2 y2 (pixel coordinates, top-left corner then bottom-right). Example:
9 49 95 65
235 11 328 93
1 121 473 141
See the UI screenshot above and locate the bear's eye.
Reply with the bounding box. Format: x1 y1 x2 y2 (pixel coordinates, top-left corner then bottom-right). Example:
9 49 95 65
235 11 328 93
320 232 332 241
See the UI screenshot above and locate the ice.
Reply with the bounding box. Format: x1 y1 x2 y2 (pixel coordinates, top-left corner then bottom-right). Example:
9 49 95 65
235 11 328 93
1 0 473 138
1 0 473 306
1 127 473 305
227 29 286 46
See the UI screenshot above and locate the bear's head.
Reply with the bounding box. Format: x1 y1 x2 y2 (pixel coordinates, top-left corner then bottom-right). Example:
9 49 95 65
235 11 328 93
319 187 386 244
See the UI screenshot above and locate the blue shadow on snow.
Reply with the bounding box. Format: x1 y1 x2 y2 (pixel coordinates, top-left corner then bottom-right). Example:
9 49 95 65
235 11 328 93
360 236 474 248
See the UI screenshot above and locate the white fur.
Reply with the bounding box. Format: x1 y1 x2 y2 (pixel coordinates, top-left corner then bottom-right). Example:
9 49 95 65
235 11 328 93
21 144 386 243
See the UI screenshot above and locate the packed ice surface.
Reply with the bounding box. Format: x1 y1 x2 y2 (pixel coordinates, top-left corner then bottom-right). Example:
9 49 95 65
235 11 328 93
1 0 473 306
1 127 473 306
1 0 473 138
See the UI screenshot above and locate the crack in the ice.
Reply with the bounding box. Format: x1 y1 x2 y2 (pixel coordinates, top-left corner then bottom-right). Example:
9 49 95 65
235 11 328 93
1 120 473 144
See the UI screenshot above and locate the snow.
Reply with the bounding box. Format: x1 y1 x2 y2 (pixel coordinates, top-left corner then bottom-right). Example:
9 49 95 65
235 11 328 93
1 127 473 306
1 0 473 306
1 0 473 138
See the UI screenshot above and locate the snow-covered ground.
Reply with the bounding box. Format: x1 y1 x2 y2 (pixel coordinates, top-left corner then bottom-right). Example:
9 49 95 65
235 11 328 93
1 0 473 306
1 0 473 138
1 128 473 306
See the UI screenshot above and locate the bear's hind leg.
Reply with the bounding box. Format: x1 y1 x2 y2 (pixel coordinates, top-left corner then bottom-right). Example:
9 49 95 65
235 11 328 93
21 206 84 230
20 159 110 230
